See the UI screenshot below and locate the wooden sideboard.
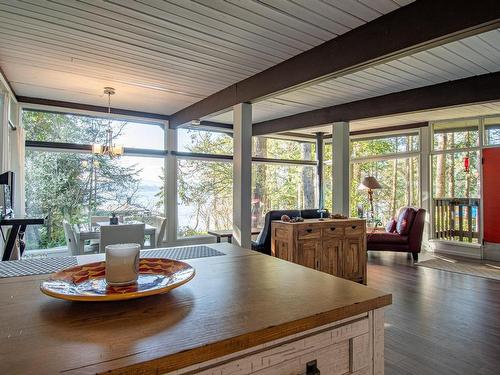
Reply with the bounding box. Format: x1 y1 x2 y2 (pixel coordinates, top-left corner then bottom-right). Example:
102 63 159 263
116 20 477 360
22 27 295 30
271 218 367 284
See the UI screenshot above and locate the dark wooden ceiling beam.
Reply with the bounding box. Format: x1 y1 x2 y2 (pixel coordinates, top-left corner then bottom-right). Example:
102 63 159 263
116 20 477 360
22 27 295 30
169 0 500 128
252 72 500 135
17 96 170 121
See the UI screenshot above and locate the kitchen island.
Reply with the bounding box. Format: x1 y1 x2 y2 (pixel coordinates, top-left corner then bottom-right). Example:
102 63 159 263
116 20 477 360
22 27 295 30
0 244 391 375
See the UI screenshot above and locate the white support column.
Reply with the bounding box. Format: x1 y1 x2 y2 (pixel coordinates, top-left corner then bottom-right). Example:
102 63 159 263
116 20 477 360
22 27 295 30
233 103 252 248
420 125 431 250
166 123 178 245
332 121 350 216
0 92 10 172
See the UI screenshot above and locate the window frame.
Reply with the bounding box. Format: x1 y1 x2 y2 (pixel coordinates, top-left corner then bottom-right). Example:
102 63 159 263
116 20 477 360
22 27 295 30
21 105 169 248
348 129 422 222
173 126 319 240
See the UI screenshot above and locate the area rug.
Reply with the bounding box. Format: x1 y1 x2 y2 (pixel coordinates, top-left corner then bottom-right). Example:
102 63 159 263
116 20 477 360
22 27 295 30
417 256 500 281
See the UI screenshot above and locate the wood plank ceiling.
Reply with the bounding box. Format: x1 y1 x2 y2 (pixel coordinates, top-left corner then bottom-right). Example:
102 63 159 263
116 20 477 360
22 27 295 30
339 101 500 133
0 0 413 115
207 28 500 124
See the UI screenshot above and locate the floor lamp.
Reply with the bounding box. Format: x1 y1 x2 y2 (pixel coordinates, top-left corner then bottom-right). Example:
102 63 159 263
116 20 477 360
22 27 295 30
359 176 382 220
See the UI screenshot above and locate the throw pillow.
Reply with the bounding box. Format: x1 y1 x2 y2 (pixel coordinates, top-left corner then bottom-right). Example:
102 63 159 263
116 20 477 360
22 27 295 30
396 208 416 235
385 219 397 233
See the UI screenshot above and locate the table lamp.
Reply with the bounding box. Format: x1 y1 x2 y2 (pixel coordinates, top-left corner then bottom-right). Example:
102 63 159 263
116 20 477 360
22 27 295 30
359 176 382 220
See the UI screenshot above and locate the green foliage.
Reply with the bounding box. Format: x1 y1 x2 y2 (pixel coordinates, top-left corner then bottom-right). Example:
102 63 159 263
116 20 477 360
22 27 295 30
174 132 317 235
349 136 420 223
24 112 143 249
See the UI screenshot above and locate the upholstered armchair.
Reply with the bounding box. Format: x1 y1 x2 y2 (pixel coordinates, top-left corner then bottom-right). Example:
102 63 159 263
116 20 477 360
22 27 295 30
367 207 426 261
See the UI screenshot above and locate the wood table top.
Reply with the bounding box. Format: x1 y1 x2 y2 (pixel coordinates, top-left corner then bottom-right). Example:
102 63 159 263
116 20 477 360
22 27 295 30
0 243 391 375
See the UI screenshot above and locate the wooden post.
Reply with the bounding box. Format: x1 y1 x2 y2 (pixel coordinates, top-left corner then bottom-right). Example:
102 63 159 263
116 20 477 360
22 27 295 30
332 122 350 216
233 103 252 248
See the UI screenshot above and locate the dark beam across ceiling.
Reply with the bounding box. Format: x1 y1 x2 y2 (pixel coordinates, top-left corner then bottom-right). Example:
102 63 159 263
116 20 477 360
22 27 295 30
169 0 500 128
252 72 500 135
17 96 170 121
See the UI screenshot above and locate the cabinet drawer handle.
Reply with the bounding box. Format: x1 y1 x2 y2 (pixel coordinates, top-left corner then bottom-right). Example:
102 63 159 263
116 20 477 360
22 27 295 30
306 229 312 233
330 227 336 231
351 225 357 229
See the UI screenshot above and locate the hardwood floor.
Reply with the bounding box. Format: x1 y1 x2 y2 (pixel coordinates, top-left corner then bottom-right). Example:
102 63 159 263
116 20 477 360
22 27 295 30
367 251 500 375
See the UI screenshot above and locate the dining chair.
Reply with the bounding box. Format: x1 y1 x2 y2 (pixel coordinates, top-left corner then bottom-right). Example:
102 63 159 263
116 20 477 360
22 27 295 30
63 220 80 256
156 217 167 248
73 224 99 254
100 223 145 252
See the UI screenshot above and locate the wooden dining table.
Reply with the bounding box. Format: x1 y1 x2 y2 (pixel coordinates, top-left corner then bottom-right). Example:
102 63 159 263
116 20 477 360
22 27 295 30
77 221 156 254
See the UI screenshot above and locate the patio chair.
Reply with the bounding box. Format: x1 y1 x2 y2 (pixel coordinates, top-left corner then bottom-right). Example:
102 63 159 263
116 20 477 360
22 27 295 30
63 220 80 256
100 223 145 252
155 217 167 248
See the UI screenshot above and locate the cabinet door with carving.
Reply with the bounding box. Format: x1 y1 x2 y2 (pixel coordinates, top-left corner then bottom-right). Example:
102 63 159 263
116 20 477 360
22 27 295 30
342 236 366 283
320 237 342 276
296 240 321 270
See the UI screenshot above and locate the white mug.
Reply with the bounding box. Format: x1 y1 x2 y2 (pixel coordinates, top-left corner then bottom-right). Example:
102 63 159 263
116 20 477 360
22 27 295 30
105 243 140 286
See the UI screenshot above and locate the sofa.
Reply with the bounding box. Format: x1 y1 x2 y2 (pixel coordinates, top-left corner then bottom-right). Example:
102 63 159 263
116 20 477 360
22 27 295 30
251 209 327 255
367 207 426 261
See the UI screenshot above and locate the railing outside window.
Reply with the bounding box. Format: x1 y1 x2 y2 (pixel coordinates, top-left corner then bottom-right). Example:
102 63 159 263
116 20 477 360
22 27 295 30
433 198 480 243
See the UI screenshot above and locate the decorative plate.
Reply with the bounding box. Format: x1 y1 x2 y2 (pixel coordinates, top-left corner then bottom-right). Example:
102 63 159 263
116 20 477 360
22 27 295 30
40 258 195 302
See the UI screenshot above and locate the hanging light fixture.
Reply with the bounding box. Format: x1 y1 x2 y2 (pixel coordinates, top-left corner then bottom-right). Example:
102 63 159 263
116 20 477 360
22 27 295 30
92 87 124 158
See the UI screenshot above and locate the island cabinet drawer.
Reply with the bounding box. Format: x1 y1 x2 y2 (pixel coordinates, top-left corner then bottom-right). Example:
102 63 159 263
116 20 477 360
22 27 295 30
171 317 371 375
297 226 321 239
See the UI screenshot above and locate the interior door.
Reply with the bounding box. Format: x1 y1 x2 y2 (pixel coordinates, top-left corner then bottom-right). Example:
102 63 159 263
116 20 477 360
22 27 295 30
483 147 500 243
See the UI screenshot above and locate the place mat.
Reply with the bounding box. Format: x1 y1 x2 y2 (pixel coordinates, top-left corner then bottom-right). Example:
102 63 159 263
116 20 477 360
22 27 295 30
142 245 224 260
1 246 224 278
417 256 500 281
0 257 78 278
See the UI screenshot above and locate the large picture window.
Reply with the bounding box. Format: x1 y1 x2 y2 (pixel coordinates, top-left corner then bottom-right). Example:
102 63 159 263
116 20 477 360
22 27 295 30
177 159 232 237
350 132 420 224
23 110 165 251
251 136 317 228
174 132 317 235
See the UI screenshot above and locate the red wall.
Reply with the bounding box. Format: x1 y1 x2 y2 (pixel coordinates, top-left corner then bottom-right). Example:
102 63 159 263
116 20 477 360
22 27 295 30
483 147 500 243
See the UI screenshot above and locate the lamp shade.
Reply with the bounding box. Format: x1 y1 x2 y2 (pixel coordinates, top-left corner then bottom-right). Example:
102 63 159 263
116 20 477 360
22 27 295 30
359 176 382 190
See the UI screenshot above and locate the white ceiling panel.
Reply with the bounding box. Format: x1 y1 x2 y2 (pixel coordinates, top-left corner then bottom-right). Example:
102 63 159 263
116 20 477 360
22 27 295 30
292 102 500 135
210 28 500 124
0 0 409 114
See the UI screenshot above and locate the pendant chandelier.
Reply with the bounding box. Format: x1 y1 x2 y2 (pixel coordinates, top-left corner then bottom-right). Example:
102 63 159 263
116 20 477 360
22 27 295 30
92 87 123 158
